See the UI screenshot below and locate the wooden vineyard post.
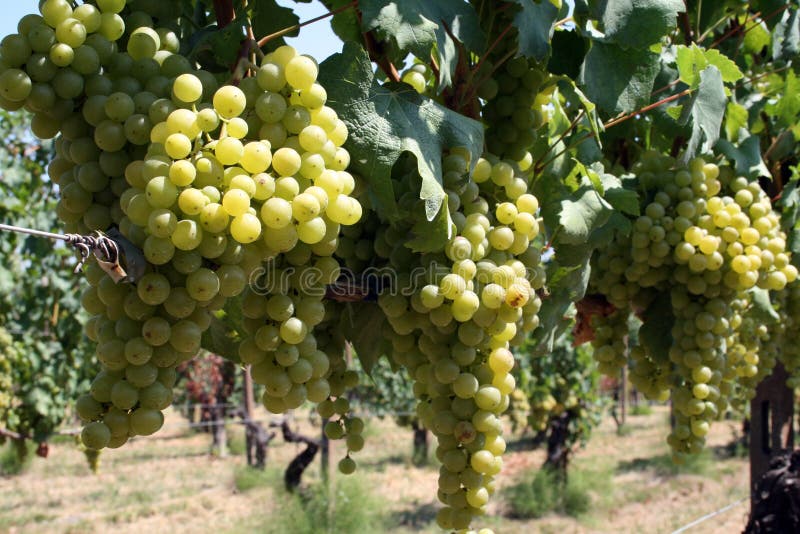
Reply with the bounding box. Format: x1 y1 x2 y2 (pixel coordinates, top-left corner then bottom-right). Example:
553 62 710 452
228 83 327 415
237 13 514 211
321 417 330 485
244 364 255 421
749 362 795 504
620 365 627 427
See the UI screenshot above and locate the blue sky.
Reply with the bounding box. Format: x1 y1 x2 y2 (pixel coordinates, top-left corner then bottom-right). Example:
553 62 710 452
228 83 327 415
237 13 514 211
0 1 342 61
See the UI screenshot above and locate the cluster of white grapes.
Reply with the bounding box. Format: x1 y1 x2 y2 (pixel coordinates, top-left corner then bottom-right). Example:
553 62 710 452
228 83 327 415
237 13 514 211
587 152 796 460
0 0 366 451
330 148 544 531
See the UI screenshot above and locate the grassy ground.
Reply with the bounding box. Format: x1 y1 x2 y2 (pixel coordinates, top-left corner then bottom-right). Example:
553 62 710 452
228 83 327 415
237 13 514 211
0 405 750 534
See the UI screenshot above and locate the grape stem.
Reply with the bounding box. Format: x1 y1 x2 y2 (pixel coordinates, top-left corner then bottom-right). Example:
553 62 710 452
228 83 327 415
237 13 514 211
708 4 789 49
470 23 513 79
256 0 358 48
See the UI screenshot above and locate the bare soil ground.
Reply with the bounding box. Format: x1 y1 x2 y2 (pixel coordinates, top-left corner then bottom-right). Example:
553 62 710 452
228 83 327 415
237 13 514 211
0 405 751 534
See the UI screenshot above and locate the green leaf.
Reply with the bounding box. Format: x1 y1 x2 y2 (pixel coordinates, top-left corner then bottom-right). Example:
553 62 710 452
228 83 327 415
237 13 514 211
319 43 484 221
548 29 589 79
676 45 742 87
406 196 453 252
638 292 673 364
749 288 780 323
207 18 248 66
600 0 685 49
752 0 789 30
509 0 560 61
716 135 771 181
558 183 613 245
249 0 300 50
684 65 726 158
581 41 661 114
532 244 593 354
324 0 362 43
201 317 241 364
337 302 388 375
675 43 706 87
666 105 683 120
601 173 639 216
359 0 484 89
702 49 744 84
743 20 772 53
773 7 800 61
724 101 748 142
766 69 800 129
553 74 603 147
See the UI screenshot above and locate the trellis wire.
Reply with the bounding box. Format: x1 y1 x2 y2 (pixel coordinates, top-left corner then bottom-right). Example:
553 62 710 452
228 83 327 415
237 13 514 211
0 222 119 273
670 497 748 533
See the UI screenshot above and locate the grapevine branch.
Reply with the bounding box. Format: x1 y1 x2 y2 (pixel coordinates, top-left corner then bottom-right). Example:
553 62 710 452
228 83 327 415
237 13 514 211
257 0 357 48
534 110 586 174
708 4 789 49
604 88 692 129
538 89 692 171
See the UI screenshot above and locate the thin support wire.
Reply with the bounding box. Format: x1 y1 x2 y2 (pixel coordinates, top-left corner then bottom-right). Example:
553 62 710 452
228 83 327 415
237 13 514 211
0 223 119 273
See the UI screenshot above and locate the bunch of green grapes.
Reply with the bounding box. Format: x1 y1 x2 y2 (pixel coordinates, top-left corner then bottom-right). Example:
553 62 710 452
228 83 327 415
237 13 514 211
0 328 17 430
471 1 553 164
506 388 531 432
1 0 362 450
81 43 361 449
330 148 543 530
480 54 550 163
588 152 796 460
588 309 629 377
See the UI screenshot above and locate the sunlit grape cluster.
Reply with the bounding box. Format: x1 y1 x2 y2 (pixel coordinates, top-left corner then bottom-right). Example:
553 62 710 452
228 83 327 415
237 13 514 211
0 329 17 425
587 152 795 461
329 148 544 530
0 1 363 451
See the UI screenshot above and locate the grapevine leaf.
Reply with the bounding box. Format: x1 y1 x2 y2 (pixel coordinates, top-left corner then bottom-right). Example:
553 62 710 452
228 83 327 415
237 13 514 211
201 317 241 364
716 135 771 180
319 43 484 222
532 244 593 355
743 19 772 53
773 7 800 61
600 0 685 49
580 41 661 115
207 17 248 66
702 49 744 84
749 288 780 323
337 302 388 375
360 0 484 89
322 0 363 43
675 43 706 87
752 0 789 29
590 211 632 246
558 183 613 245
555 76 603 147
683 65 726 158
406 197 452 252
677 45 743 87
765 69 800 129
548 30 589 79
249 0 301 50
601 173 639 216
638 292 673 363
509 0 560 61
724 101 748 142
